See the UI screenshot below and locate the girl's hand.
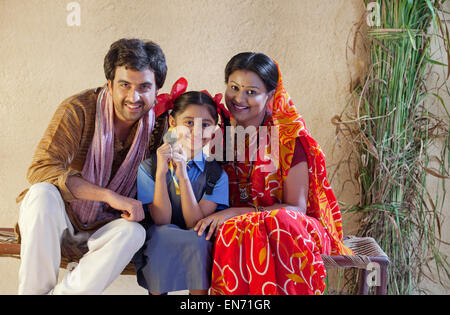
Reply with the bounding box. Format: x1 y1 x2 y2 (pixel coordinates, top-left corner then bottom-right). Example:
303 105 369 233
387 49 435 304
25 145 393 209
172 144 188 181
194 209 240 241
156 143 172 177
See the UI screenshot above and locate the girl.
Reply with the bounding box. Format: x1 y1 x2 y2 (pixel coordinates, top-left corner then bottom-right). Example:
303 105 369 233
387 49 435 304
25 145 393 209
133 78 229 295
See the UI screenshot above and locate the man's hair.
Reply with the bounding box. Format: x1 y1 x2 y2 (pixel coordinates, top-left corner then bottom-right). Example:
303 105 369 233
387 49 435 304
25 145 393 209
104 38 167 89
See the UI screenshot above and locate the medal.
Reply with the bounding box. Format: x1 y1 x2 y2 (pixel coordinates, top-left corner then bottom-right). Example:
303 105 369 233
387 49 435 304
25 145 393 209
239 185 250 203
234 163 253 204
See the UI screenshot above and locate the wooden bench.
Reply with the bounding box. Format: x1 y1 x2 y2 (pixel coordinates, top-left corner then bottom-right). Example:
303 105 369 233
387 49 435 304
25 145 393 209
0 226 136 275
1 226 390 293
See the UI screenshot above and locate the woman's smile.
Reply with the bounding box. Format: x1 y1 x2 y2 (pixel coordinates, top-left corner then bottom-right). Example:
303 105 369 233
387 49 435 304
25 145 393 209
230 100 250 112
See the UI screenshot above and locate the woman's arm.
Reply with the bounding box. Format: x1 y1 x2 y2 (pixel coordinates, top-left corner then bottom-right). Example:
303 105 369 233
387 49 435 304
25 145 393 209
268 161 308 214
256 161 308 213
194 160 309 239
193 206 253 240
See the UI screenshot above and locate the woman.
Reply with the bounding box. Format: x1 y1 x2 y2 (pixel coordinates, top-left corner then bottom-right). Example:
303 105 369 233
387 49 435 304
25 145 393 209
194 53 353 295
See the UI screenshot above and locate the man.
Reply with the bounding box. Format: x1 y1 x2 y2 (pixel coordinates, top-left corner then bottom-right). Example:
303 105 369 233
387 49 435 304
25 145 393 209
16 38 168 294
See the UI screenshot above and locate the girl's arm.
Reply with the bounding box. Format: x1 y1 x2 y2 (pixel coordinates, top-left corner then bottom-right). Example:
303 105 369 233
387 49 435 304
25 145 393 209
172 147 217 229
178 178 217 229
150 143 172 225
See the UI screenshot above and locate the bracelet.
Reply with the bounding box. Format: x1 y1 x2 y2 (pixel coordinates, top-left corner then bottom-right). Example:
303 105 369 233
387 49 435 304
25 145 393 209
253 205 267 212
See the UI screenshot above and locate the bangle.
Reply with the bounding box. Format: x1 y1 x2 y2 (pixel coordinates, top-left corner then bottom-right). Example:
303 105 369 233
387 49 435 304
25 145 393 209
253 205 267 212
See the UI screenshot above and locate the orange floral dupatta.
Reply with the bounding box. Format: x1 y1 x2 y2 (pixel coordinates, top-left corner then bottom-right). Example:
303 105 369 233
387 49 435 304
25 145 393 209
224 60 352 256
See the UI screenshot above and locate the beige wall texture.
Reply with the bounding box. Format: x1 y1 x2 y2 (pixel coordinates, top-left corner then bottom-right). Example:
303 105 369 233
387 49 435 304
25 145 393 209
0 0 447 294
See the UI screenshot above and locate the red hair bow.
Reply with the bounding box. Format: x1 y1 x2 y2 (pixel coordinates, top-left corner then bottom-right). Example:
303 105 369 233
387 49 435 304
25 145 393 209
201 90 231 142
200 90 231 119
154 77 188 118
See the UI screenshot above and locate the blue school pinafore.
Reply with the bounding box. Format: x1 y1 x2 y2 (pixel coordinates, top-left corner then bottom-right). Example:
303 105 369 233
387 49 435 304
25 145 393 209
132 151 228 293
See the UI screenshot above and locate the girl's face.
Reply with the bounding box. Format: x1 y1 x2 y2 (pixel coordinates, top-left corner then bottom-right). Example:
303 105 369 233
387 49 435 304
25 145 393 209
169 104 217 157
225 70 274 127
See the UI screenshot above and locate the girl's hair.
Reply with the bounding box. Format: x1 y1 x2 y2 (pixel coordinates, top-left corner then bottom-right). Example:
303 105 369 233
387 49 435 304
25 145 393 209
224 52 279 92
170 91 230 162
170 91 218 123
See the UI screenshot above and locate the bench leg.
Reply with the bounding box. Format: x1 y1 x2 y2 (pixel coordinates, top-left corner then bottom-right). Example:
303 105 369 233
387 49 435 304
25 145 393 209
375 264 388 295
358 269 369 295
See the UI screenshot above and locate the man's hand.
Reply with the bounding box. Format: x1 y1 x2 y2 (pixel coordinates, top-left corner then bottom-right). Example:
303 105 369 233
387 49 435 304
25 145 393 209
66 176 145 222
105 191 145 222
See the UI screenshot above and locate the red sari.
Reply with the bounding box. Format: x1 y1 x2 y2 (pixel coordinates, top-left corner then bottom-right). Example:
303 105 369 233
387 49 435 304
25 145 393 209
210 60 353 295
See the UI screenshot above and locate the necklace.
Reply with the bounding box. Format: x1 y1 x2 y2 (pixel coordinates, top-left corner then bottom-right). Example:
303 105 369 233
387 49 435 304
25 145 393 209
233 159 254 204
233 111 268 204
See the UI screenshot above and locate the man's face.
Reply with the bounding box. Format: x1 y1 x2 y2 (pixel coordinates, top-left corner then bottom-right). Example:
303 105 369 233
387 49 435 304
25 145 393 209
108 66 157 125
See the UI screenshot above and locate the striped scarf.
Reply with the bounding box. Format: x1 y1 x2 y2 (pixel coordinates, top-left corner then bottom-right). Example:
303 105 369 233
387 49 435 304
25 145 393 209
71 87 154 226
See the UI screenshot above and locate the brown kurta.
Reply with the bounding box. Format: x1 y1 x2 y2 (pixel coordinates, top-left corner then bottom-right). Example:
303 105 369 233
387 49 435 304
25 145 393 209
16 87 167 232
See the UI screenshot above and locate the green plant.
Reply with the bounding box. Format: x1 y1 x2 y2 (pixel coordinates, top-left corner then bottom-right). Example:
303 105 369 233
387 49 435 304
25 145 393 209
333 0 450 294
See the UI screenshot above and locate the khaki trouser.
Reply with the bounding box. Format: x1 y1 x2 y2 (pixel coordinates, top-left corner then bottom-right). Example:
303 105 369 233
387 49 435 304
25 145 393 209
18 182 145 295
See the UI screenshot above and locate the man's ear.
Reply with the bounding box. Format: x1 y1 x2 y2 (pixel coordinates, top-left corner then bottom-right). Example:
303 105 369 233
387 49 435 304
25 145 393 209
107 80 113 93
154 89 159 105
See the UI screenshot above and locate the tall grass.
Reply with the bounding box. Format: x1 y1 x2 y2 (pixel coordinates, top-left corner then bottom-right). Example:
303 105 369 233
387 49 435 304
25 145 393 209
334 0 450 294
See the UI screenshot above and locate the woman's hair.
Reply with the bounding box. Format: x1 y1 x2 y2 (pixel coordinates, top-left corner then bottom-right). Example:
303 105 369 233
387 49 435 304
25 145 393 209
104 38 167 89
170 91 219 124
224 52 279 92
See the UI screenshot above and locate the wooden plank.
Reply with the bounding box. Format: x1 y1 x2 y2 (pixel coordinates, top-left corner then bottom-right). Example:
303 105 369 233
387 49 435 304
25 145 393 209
0 227 20 256
0 243 20 255
0 228 15 233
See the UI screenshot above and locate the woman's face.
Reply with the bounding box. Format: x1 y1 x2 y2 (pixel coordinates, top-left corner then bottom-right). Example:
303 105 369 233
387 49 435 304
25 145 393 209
169 104 216 158
225 70 273 127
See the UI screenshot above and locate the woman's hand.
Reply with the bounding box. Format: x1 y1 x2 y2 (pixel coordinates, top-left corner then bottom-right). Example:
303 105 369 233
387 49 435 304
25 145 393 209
155 143 172 177
194 208 241 241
